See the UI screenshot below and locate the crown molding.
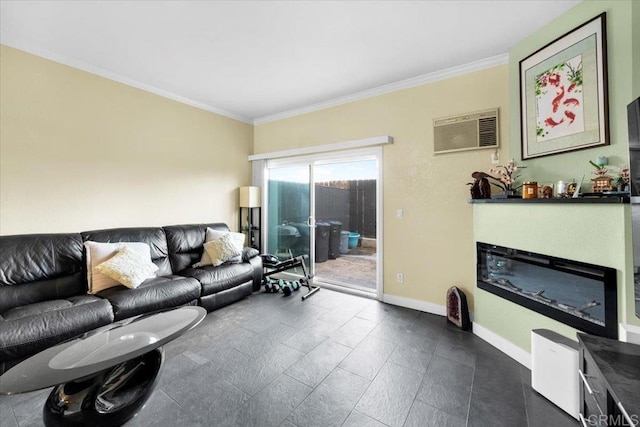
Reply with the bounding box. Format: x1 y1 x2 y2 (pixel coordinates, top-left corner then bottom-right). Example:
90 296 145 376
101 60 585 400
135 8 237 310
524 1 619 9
254 53 509 125
6 41 508 127
2 42 253 124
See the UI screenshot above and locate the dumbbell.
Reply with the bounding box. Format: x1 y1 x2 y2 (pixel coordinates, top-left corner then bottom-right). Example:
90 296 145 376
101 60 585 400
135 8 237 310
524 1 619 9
265 279 279 293
280 279 293 296
290 280 300 291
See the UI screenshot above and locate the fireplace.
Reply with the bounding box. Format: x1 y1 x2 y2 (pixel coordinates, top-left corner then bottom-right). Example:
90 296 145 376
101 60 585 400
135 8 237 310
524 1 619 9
476 242 618 339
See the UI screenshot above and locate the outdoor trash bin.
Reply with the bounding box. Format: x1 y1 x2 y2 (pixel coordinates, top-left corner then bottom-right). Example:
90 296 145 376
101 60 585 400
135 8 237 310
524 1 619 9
348 232 360 249
340 231 349 254
315 222 330 263
327 220 342 259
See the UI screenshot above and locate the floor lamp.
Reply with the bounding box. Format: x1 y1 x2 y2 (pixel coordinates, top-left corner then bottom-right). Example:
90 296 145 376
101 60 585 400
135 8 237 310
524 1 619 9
239 186 261 250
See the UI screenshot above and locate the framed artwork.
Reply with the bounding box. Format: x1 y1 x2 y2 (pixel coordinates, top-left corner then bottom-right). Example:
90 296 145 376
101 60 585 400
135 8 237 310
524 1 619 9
520 13 609 160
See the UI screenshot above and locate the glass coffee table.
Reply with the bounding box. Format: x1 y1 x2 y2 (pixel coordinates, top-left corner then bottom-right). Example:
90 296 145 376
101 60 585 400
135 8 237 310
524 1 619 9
0 306 206 426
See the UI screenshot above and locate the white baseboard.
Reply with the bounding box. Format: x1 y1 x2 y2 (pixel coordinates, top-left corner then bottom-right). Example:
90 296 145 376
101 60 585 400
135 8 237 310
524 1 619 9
315 281 378 300
619 323 640 344
382 294 447 316
380 295 533 369
473 322 532 369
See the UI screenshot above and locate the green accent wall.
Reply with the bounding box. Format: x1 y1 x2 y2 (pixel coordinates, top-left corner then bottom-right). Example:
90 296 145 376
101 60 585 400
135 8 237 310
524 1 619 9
509 0 634 180
474 0 639 356
473 203 631 352
634 0 640 99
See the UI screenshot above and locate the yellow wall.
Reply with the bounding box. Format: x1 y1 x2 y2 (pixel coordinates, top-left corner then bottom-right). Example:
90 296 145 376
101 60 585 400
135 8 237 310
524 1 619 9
255 65 510 309
0 45 253 234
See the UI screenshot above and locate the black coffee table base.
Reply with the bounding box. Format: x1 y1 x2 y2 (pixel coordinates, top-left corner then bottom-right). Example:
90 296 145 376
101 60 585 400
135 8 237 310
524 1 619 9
43 348 164 427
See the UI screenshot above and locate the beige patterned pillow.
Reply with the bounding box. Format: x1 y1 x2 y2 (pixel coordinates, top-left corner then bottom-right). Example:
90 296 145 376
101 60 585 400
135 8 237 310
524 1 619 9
94 246 159 289
85 241 156 294
193 228 245 268
203 233 242 267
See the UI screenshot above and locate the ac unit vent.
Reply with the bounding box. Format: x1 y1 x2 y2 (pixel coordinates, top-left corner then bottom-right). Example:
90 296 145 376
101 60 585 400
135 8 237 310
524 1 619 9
433 109 499 154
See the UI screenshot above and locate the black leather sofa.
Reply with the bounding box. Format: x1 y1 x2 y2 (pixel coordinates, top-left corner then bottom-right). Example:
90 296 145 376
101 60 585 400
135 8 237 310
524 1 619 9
0 222 262 374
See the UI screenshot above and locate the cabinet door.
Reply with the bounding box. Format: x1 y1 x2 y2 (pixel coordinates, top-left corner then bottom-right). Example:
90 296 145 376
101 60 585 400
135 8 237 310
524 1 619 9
581 396 607 426
581 352 608 413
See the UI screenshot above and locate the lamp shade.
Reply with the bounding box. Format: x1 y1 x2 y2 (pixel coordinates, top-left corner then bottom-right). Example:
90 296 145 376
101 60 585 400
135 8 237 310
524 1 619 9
239 186 261 208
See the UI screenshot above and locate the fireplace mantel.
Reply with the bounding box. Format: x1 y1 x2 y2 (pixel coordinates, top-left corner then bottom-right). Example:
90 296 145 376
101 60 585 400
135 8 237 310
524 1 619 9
469 196 629 204
471 202 635 368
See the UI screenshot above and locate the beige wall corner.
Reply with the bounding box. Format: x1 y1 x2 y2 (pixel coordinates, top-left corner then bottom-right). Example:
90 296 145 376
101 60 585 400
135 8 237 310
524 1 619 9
0 45 253 234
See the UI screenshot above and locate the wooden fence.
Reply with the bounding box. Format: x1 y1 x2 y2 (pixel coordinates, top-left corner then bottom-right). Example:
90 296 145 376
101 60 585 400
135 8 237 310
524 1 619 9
269 180 376 238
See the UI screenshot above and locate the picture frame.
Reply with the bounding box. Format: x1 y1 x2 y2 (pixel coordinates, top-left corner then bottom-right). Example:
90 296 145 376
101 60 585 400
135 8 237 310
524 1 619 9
520 13 609 160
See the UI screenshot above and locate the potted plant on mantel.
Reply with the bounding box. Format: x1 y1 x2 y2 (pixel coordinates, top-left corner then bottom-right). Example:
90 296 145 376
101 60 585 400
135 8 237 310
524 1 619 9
487 160 526 198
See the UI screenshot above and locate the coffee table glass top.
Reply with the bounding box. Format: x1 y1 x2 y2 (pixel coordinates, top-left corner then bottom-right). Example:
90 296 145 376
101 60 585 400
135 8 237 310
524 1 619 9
0 306 206 395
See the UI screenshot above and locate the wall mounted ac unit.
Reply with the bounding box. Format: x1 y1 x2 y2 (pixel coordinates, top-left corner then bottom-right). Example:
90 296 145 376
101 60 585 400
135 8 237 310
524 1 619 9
433 108 499 154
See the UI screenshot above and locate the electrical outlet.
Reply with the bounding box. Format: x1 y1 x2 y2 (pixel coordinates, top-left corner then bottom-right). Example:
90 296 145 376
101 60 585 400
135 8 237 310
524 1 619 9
396 209 403 219
396 273 404 283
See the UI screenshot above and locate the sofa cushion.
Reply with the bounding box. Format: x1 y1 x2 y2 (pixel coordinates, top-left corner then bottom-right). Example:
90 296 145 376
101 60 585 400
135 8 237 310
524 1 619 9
180 263 254 296
199 282 253 312
96 275 200 320
163 223 229 273
81 227 172 276
0 233 85 314
0 295 114 362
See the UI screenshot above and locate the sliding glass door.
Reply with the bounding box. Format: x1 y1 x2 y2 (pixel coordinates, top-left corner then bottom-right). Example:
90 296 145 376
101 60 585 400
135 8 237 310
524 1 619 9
267 164 312 271
313 158 378 293
266 148 381 295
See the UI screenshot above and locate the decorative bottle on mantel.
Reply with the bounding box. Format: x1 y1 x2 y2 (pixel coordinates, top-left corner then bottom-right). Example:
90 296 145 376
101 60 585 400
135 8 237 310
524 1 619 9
522 182 538 199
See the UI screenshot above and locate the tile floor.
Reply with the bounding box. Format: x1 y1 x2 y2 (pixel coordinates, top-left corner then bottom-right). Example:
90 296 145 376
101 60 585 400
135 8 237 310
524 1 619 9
0 288 578 426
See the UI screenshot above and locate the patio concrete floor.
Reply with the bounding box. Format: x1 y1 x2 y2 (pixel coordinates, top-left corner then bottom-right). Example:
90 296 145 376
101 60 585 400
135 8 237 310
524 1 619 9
314 246 376 291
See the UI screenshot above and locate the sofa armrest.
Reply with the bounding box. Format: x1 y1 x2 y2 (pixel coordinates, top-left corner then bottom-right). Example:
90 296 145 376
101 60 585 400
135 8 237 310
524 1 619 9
247 253 263 292
242 247 259 262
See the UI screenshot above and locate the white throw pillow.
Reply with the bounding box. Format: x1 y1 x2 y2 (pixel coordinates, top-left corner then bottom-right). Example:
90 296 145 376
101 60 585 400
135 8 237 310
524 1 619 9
95 246 159 289
84 241 156 294
203 233 242 267
193 228 245 268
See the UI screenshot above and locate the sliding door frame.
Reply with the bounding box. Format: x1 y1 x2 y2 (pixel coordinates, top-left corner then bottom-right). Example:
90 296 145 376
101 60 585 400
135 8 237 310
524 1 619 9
263 146 383 300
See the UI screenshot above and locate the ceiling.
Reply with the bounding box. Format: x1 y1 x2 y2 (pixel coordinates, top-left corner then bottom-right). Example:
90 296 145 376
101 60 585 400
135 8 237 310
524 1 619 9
0 0 581 124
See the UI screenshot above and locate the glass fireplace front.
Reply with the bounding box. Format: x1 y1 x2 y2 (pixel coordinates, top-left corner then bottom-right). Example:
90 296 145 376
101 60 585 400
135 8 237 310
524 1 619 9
477 242 617 339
